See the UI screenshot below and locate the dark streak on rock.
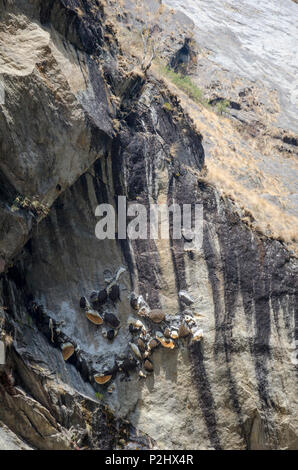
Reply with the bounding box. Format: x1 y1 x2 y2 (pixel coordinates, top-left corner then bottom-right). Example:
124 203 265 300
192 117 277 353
167 174 187 309
189 341 221 450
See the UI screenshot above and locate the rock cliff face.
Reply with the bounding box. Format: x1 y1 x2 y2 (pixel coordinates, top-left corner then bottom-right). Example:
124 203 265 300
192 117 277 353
0 0 297 450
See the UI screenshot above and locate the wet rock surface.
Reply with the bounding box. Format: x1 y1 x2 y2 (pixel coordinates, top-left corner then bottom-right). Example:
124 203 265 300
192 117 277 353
0 0 297 450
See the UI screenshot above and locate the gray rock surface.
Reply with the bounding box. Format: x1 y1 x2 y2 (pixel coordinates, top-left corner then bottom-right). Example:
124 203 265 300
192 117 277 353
165 0 298 132
0 421 32 450
0 0 297 450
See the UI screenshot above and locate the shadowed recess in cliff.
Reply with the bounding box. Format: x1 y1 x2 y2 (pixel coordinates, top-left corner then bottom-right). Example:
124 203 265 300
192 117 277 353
92 157 110 204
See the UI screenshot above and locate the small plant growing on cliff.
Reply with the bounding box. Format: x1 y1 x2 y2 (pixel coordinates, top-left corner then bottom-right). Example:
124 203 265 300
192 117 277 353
11 195 49 219
216 99 230 115
163 102 173 112
160 66 206 105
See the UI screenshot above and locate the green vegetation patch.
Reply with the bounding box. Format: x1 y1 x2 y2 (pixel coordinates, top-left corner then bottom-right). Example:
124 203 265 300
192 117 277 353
95 392 104 401
216 99 230 115
160 66 206 105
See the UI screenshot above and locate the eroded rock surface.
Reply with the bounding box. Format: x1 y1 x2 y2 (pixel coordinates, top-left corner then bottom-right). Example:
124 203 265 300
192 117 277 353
0 0 297 450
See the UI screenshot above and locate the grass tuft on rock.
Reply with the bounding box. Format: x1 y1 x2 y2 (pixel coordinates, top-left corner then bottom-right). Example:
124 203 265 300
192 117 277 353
160 66 207 105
